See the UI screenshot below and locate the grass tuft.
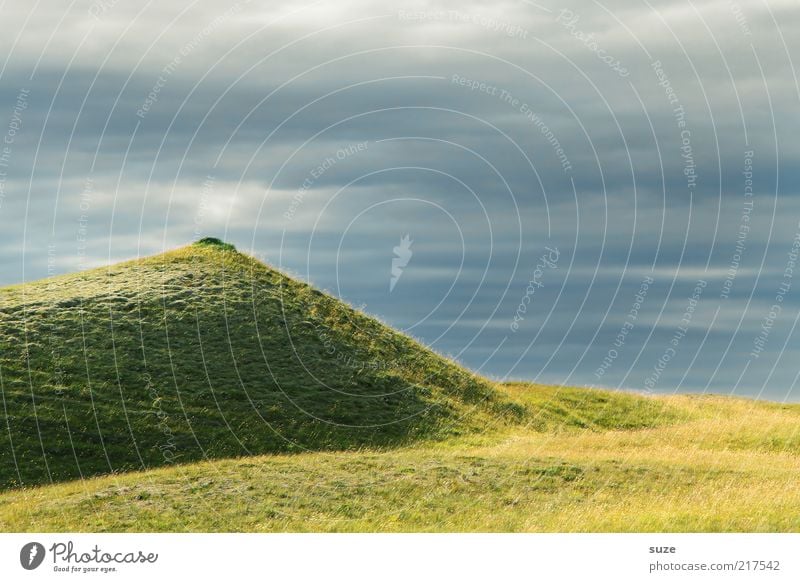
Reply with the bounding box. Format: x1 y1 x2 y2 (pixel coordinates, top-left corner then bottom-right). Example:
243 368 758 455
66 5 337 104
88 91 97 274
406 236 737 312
193 237 237 252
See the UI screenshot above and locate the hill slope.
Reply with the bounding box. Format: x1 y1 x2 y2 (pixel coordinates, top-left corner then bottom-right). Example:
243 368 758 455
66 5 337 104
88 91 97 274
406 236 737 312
0 240 521 489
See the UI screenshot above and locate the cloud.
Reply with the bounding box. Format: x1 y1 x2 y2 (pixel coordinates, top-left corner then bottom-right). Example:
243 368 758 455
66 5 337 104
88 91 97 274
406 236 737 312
1 0 799 400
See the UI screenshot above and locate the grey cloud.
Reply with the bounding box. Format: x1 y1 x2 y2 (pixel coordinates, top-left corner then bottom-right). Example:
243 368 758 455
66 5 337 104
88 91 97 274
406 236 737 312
1 0 798 400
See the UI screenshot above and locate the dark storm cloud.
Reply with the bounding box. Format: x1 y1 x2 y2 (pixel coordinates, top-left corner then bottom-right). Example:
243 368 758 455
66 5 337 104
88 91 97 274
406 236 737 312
1 0 798 399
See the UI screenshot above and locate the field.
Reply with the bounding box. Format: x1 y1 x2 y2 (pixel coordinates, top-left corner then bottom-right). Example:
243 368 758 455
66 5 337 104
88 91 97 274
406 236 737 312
3 385 800 532
1 241 799 532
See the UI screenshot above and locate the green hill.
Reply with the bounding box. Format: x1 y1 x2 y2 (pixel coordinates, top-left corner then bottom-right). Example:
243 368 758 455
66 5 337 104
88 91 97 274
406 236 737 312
0 239 521 490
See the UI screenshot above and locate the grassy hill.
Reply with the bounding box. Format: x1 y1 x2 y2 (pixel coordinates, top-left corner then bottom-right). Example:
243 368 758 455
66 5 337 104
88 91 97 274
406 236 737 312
0 239 521 490
2 240 799 532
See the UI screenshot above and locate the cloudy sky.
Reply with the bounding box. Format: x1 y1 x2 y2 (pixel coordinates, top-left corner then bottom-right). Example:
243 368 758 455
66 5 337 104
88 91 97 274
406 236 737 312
1 0 798 400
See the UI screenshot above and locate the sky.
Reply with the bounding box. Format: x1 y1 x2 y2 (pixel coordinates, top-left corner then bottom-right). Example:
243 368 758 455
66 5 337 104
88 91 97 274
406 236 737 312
1 0 799 400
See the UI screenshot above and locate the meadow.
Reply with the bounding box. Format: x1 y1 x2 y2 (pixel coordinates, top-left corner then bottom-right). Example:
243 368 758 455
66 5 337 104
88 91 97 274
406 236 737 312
1 240 798 532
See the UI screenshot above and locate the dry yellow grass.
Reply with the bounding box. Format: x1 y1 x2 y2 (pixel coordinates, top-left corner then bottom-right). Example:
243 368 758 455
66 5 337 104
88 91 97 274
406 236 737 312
2 385 798 532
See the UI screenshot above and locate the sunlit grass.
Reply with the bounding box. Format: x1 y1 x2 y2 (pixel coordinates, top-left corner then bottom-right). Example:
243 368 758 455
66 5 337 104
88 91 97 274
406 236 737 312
2 385 799 532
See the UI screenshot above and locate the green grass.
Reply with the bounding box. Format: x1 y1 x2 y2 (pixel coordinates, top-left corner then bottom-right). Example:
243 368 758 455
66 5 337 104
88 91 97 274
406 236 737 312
2 242 799 532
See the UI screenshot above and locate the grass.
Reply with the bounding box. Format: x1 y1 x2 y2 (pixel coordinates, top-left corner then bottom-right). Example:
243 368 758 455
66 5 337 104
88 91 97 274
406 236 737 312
2 388 799 532
1 242 799 532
